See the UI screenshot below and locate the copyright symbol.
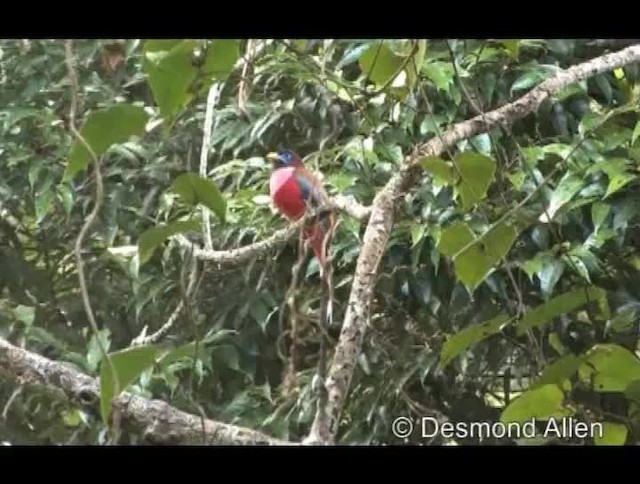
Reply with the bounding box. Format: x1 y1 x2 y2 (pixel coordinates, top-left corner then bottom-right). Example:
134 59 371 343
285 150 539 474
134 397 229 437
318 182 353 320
392 417 413 439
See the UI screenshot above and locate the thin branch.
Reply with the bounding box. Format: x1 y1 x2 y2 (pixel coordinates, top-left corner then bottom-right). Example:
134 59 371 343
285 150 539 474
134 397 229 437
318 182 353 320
173 195 370 268
0 337 289 445
306 43 640 444
64 40 122 445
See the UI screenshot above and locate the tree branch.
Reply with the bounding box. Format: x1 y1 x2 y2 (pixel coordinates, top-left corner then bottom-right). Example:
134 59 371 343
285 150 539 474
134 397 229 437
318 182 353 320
305 43 640 444
173 195 370 268
0 337 289 445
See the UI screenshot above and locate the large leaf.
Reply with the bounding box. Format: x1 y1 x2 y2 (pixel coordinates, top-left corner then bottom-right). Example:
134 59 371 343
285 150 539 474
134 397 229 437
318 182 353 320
538 172 585 223
64 104 149 181
439 220 520 290
100 345 158 424
420 156 455 186
532 354 584 388
579 344 640 393
594 422 628 445
440 313 513 368
203 39 240 80
359 40 426 98
138 220 200 264
587 158 636 198
500 384 573 425
454 152 496 211
517 286 607 335
142 40 199 127
169 173 226 222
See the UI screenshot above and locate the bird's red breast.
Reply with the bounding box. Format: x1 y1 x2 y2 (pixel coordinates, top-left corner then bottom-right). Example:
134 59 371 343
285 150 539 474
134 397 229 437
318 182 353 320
269 167 308 221
267 150 335 277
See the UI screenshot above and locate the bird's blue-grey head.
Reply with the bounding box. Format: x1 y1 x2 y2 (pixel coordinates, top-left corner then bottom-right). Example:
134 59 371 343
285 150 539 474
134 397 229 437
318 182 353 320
266 149 302 168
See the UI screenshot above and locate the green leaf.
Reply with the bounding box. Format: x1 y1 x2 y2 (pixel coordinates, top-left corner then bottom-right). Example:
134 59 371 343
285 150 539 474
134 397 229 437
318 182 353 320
500 384 572 425
440 313 513 368
359 40 425 97
87 329 111 373
169 173 226 222
439 220 520 290
142 40 199 127
539 172 585 223
203 40 240 80
64 104 149 181
591 202 610 231
538 258 566 297
423 61 454 92
517 286 607 335
13 305 35 326
594 422 628 445
579 112 608 136
158 342 199 366
632 121 640 146
337 43 372 69
594 74 613 104
624 380 640 402
499 39 520 59
100 345 158 424
420 156 455 186
454 152 496 210
359 42 404 88
510 68 555 96
138 220 200 264
532 354 584 388
588 158 635 198
579 344 640 393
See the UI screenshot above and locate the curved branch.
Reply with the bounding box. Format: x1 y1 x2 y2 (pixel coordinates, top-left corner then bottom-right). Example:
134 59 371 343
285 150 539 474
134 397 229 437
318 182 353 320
0 337 289 445
305 44 640 444
174 195 371 267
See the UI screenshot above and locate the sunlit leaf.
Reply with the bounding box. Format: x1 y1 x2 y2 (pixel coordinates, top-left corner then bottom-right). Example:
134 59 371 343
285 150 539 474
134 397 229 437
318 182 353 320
64 104 149 181
440 313 513 368
500 384 573 425
138 220 200 264
169 173 226 222
100 345 158 424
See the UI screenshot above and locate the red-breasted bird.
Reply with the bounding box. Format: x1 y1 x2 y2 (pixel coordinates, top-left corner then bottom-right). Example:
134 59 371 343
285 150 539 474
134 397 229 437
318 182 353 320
266 149 335 279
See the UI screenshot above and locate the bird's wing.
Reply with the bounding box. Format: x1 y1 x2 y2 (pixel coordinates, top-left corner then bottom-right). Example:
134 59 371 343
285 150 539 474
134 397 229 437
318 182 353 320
293 169 328 208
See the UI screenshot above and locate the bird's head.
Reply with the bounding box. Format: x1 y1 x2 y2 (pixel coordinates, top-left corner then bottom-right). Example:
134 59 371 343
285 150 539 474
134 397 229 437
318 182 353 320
266 149 303 169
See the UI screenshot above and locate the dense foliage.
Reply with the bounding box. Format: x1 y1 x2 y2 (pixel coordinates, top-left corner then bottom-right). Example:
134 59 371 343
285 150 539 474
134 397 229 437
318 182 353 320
1 39 640 445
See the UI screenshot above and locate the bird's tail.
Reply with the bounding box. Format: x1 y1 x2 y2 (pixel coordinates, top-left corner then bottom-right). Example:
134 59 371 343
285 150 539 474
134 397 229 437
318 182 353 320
304 212 336 325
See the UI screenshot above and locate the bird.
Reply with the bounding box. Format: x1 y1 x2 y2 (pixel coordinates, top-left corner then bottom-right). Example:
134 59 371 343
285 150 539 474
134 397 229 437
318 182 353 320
266 149 335 280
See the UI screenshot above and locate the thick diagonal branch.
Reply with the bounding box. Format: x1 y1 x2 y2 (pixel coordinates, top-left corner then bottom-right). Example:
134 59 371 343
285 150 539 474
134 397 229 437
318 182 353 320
0 337 288 445
305 44 640 444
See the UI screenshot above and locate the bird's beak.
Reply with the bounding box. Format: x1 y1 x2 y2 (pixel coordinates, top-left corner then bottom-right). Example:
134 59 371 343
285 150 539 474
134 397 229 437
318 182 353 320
266 152 279 164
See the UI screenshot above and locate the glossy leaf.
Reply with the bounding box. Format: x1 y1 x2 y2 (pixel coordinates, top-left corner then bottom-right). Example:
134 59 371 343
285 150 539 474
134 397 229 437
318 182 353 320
632 121 640 146
594 422 628 446
142 40 199 127
532 354 583 388
420 156 455 186
539 172 585 223
64 104 149 181
203 40 240 80
100 345 158 424
500 384 572 425
169 173 226 222
439 220 520 290
138 220 200 264
579 344 640 393
517 286 607 335
440 313 513 368
454 152 496 211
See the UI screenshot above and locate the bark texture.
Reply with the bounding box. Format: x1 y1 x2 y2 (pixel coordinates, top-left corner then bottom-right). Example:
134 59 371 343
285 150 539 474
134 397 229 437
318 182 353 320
306 44 640 444
0 338 288 445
